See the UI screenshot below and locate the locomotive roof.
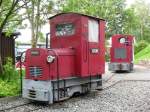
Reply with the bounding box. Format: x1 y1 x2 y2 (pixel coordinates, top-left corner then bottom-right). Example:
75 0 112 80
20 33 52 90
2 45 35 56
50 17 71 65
49 12 105 21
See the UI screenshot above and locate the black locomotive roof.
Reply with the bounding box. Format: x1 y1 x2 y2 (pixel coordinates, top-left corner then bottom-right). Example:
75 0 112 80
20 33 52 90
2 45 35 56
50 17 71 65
49 12 105 21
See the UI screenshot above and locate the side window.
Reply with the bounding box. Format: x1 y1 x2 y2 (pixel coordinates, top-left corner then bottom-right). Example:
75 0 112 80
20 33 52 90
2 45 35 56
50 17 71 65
56 23 75 36
88 19 99 42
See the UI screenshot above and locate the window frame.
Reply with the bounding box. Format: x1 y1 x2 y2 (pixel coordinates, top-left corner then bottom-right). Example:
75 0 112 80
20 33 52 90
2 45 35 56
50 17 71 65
88 19 99 43
55 23 75 37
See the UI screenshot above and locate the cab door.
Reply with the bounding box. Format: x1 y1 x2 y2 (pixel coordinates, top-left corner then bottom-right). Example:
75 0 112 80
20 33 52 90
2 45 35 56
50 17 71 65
88 19 101 75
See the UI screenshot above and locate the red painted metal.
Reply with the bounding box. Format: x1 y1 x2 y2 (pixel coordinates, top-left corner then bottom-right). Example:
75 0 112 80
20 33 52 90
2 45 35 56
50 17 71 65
25 48 75 80
110 34 134 63
25 13 105 80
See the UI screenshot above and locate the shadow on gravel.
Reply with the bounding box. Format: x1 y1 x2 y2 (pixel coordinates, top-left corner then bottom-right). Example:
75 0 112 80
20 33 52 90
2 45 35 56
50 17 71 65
113 70 134 74
30 100 49 106
50 91 99 109
31 91 97 110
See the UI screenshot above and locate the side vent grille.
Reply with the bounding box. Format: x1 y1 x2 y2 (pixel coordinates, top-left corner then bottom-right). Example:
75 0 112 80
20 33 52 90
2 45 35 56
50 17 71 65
28 89 36 98
29 66 42 77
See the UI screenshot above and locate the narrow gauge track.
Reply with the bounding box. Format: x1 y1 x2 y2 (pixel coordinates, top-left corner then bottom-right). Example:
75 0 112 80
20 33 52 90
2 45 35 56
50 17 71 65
103 80 150 91
1 73 150 112
102 70 150 91
102 72 126 90
0 73 124 112
0 102 31 112
103 73 117 83
0 102 46 112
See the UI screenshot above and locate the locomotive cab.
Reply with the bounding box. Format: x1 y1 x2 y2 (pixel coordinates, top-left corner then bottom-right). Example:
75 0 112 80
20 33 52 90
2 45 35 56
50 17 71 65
108 34 134 72
22 13 105 104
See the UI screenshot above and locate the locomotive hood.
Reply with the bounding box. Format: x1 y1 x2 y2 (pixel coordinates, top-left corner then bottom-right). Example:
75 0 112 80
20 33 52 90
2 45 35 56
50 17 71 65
25 48 75 80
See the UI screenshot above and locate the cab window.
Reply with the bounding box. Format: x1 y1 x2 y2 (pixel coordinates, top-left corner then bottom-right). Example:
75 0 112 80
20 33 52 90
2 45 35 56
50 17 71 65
56 23 75 36
88 19 99 42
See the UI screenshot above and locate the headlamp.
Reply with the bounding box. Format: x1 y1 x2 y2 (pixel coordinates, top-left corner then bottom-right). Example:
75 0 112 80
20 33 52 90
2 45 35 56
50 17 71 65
47 55 55 63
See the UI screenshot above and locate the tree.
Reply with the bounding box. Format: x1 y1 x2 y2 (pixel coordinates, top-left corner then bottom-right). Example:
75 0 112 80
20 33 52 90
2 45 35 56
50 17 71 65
122 8 141 40
0 0 29 73
61 0 150 43
60 0 127 38
23 0 54 48
131 0 150 41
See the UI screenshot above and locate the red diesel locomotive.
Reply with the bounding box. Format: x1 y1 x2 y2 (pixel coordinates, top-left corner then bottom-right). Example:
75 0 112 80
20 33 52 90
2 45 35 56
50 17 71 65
108 34 134 72
22 13 105 104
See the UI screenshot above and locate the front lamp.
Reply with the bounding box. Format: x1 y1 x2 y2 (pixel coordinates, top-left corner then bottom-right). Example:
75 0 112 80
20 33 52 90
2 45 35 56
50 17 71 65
47 55 55 63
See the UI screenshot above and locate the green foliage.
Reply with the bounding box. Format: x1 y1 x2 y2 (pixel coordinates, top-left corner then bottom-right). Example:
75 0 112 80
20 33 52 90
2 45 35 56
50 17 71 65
105 53 110 62
134 40 149 54
38 32 45 42
131 0 150 42
105 41 110 62
61 0 150 43
0 79 20 97
24 0 54 47
61 0 127 38
122 8 140 37
0 0 23 33
135 45 150 63
0 57 20 97
1 58 18 81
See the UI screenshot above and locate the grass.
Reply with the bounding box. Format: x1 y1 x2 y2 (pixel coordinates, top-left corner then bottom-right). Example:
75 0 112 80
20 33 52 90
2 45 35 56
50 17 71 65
0 57 25 97
135 45 150 63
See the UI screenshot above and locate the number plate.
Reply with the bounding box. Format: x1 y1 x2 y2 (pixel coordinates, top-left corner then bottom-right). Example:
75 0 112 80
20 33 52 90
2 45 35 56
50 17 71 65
91 48 99 54
31 50 40 56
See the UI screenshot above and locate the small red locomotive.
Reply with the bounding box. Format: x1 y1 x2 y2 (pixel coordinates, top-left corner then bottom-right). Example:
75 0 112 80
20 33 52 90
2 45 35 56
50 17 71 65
108 34 134 72
22 13 105 104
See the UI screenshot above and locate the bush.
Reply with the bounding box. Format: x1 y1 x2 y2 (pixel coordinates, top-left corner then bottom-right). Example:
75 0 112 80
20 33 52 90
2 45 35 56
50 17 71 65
134 40 149 54
0 57 21 97
1 57 18 81
0 79 20 97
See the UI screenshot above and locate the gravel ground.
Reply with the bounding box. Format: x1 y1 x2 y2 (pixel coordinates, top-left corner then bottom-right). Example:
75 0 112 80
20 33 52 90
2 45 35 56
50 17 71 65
32 81 150 112
0 97 29 111
1 64 150 112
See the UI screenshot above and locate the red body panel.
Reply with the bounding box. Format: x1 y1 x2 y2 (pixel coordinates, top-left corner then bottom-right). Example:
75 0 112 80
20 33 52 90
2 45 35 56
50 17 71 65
110 34 134 63
25 13 105 80
50 13 105 77
25 48 75 80
48 48 75 79
25 48 50 80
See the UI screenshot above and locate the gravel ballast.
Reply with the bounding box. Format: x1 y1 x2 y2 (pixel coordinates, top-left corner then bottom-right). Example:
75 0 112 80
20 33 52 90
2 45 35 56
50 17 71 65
1 65 150 112
31 81 150 112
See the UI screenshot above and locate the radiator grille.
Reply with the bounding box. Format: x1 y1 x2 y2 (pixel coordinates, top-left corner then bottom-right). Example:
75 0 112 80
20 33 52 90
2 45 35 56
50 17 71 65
114 48 127 59
29 66 42 77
